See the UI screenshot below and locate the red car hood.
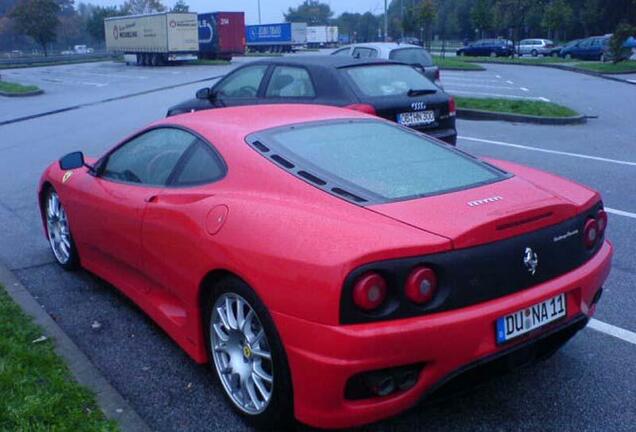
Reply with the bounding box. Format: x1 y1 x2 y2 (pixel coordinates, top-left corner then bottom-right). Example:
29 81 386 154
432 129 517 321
368 175 581 249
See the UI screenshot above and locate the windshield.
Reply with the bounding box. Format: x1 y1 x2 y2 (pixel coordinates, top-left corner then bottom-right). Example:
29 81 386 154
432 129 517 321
255 120 504 202
389 48 434 66
344 64 437 97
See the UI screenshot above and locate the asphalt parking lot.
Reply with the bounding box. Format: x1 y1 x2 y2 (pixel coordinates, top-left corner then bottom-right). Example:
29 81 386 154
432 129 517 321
1 57 635 431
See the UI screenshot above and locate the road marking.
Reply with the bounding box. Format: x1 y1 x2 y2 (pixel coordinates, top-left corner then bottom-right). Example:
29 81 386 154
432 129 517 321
459 136 636 167
444 83 517 90
606 208 636 219
496 74 502 79
448 90 551 102
588 319 636 345
506 80 514 84
520 87 529 92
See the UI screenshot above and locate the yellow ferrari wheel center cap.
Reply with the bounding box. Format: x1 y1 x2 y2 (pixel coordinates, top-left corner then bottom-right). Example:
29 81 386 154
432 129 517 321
243 345 252 359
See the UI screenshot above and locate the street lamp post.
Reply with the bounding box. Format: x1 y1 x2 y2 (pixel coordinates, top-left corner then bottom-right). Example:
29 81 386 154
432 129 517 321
384 0 388 42
257 0 261 24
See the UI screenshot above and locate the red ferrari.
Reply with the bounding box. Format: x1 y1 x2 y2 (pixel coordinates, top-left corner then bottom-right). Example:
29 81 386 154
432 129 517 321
38 105 612 429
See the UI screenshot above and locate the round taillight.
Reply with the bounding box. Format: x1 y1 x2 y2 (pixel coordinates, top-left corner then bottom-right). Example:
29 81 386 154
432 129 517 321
352 273 387 311
583 218 598 249
596 209 608 234
405 267 437 305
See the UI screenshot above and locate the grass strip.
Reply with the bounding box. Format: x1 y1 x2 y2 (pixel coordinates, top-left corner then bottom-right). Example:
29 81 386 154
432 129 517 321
456 96 578 117
571 60 636 74
0 285 118 431
0 80 40 94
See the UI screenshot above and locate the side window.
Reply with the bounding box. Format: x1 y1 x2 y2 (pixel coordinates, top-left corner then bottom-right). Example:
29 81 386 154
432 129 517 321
215 65 268 98
172 140 225 186
332 47 350 56
353 47 375 58
102 128 195 185
265 66 316 98
579 39 591 48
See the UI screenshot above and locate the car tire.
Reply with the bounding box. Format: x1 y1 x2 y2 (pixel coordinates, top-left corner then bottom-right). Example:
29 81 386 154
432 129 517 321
600 53 606 63
531 49 538 57
458 51 464 56
551 52 558 57
204 276 294 430
565 53 572 60
150 54 159 66
489 51 496 57
44 187 80 271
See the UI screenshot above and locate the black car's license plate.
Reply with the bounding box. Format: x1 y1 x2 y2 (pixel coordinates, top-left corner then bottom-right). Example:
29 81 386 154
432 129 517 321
397 110 435 126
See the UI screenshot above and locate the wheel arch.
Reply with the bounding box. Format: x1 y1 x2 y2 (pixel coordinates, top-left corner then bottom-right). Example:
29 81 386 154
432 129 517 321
38 181 54 237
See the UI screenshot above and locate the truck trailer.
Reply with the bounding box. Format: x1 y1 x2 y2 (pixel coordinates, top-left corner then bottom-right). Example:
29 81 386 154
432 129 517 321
306 26 339 48
198 12 245 60
105 12 198 66
245 22 307 53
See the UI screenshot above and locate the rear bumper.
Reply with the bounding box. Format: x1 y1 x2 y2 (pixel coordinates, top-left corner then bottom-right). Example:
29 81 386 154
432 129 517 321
273 240 612 429
420 127 457 145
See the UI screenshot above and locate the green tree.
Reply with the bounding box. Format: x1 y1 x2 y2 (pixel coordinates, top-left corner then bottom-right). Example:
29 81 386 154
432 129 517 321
608 22 636 63
542 0 572 40
171 0 188 12
86 5 119 44
10 0 59 55
471 0 493 38
120 0 166 15
284 0 333 25
417 0 436 47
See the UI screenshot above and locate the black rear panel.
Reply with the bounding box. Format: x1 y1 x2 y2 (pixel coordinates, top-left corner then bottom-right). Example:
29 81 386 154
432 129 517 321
340 203 604 324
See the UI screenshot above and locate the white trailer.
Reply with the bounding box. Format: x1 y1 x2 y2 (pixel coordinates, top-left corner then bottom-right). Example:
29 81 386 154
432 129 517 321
105 12 198 66
306 26 339 48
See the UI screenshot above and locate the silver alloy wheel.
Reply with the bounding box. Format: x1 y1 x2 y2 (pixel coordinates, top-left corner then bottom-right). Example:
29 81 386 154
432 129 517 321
210 293 274 415
46 191 72 265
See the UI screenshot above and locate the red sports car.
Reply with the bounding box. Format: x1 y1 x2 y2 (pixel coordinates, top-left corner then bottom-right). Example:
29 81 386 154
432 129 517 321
38 105 612 429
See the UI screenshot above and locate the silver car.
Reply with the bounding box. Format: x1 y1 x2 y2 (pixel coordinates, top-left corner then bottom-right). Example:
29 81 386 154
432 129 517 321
331 42 441 86
518 39 555 56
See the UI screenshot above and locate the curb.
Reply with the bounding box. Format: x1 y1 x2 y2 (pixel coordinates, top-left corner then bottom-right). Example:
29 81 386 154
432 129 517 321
463 60 636 85
0 261 152 432
0 89 44 97
457 108 587 125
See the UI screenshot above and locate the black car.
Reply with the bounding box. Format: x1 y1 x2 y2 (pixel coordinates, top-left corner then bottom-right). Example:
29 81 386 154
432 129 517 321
167 56 457 145
456 39 514 57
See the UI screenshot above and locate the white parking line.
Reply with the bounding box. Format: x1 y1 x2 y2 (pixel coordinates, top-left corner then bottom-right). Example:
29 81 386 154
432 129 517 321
506 80 514 84
448 90 551 101
444 83 517 90
458 136 636 167
520 87 529 92
606 208 636 219
589 319 636 345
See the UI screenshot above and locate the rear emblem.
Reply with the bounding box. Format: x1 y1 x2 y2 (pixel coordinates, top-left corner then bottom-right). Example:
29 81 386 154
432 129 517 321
523 247 538 275
467 195 503 207
411 101 427 111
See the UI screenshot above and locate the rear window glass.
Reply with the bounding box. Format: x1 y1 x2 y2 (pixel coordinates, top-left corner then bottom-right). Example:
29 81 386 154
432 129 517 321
344 65 437 97
257 120 503 201
389 48 433 66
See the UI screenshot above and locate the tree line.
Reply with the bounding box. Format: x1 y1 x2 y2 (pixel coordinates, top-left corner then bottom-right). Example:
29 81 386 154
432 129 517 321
286 0 636 45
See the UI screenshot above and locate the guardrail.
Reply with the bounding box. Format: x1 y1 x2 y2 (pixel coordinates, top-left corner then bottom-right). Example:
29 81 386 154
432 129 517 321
0 52 114 66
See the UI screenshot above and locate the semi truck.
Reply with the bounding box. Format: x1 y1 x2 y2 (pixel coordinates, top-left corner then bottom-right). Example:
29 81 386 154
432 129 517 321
198 12 245 60
105 12 199 66
245 22 307 53
306 26 339 48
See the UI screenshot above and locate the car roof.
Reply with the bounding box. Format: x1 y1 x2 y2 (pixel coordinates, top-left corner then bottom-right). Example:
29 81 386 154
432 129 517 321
159 104 370 139
250 55 401 68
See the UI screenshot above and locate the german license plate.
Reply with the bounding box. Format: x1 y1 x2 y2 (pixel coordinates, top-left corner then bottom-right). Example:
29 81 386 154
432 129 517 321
496 293 566 344
397 110 435 126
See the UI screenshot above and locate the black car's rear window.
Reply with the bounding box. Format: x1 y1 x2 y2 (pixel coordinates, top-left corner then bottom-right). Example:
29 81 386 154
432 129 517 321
343 64 437 97
250 120 505 202
389 48 434 66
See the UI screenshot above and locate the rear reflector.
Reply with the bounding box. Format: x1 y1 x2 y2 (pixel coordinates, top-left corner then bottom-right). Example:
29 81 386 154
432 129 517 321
596 209 608 234
352 272 387 311
449 96 456 117
583 218 598 249
344 104 377 116
405 267 437 304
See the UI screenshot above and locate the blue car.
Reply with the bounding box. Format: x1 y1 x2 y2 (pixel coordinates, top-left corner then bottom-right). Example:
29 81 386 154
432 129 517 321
560 36 610 61
456 39 514 57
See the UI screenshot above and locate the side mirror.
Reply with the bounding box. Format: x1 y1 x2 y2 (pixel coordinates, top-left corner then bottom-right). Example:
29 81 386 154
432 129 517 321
59 151 85 170
196 87 212 100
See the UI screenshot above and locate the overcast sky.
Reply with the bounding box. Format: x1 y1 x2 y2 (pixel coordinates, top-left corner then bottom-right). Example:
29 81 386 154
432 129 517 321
89 1 386 24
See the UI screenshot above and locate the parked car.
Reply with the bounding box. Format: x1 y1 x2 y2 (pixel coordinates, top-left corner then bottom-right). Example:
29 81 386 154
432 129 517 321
331 43 440 86
559 36 610 61
456 39 514 57
39 104 612 430
167 56 456 145
517 39 556 56
398 36 422 46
